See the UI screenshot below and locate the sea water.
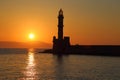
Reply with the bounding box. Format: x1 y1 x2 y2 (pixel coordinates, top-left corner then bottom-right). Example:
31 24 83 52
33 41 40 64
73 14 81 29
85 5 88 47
0 48 120 80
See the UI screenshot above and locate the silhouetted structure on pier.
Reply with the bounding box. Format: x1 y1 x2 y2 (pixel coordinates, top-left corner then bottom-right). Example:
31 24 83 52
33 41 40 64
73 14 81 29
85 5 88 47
38 9 120 56
51 9 120 55
53 9 70 54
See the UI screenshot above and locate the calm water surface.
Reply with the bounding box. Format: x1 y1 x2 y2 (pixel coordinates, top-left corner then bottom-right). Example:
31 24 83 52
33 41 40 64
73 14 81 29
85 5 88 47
0 48 120 80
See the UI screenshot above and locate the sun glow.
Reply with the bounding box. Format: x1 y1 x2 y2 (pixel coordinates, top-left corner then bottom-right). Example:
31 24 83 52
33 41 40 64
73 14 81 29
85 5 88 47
29 33 35 40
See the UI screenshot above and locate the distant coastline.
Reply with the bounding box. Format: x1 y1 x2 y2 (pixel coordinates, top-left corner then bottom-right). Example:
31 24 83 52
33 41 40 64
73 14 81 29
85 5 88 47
0 41 51 48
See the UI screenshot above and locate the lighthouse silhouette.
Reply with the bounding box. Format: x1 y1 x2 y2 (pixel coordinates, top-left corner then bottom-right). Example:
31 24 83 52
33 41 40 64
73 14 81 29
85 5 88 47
53 9 70 54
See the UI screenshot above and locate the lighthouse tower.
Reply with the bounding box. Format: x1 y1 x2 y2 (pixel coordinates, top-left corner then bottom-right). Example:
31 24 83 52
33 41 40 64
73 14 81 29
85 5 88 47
58 9 64 40
53 9 70 54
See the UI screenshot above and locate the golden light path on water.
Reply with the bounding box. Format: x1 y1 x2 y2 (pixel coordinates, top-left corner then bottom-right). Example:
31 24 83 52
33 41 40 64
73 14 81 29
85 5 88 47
25 48 37 80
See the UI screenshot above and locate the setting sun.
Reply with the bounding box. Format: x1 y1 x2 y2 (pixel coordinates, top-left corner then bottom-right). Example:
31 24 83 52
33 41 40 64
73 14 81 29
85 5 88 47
29 33 35 40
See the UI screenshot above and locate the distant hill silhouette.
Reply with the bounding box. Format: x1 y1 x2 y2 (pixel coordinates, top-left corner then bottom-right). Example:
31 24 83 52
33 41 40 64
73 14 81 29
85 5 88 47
0 41 52 48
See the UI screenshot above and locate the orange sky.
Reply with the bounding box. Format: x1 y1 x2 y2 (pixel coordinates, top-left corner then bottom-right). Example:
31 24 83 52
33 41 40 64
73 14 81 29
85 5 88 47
0 0 120 47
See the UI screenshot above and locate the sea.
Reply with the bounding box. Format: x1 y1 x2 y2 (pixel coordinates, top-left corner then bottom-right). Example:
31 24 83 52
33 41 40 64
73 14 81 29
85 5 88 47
0 48 120 80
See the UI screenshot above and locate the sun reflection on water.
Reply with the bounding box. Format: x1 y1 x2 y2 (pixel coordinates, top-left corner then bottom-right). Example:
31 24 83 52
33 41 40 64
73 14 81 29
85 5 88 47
25 48 37 80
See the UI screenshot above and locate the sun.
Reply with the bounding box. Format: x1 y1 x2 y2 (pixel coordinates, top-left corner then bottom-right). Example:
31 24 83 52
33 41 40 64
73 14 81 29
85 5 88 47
29 33 35 40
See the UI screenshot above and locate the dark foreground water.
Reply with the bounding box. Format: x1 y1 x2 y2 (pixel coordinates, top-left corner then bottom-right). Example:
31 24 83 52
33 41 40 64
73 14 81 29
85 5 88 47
0 48 120 80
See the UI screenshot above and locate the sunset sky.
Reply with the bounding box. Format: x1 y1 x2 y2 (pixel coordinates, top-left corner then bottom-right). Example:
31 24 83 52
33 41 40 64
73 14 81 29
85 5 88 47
0 0 120 46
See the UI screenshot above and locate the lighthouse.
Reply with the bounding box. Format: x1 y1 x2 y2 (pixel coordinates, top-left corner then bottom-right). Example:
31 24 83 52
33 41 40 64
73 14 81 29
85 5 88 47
53 9 70 54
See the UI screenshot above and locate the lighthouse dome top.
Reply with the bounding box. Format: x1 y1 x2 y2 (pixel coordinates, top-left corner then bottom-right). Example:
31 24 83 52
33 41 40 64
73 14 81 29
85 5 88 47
59 9 63 15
